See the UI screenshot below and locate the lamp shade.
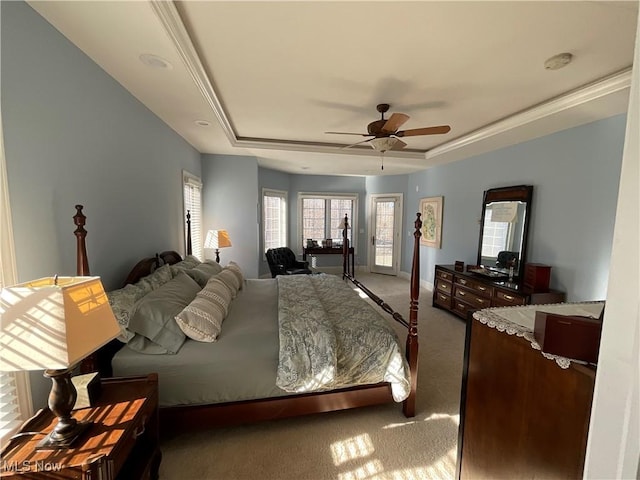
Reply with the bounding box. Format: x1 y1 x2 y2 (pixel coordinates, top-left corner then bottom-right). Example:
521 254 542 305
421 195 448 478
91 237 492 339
0 276 120 371
204 229 232 249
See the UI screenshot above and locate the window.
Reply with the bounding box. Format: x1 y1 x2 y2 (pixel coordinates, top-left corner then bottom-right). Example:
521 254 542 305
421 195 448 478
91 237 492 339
480 207 512 258
263 189 287 252
299 194 357 248
183 171 203 260
0 114 33 444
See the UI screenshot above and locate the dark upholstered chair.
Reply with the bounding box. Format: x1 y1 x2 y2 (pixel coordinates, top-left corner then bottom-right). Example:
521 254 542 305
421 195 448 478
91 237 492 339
266 247 312 278
496 250 519 269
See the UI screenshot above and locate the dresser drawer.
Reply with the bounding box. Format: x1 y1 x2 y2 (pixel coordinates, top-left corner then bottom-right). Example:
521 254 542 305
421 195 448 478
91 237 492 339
434 291 452 309
435 278 452 295
453 299 474 318
454 285 491 309
436 269 454 282
454 276 493 298
493 288 526 306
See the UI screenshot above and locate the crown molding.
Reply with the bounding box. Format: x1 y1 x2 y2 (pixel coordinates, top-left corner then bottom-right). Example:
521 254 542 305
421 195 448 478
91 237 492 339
426 68 632 160
153 1 631 162
150 0 236 145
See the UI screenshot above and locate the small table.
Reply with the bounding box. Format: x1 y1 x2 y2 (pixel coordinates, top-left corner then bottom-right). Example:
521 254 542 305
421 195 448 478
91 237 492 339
303 246 355 277
0 374 161 480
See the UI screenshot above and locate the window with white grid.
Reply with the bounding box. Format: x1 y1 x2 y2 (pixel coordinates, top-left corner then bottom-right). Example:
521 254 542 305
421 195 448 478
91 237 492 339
299 194 356 247
263 189 288 252
183 171 203 260
1 112 33 445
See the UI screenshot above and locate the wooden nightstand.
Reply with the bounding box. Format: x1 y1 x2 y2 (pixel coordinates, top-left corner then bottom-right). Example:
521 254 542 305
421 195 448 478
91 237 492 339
0 374 160 479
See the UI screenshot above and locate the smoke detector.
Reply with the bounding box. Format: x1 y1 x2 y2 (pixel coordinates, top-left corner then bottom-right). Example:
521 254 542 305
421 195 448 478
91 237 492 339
544 52 573 71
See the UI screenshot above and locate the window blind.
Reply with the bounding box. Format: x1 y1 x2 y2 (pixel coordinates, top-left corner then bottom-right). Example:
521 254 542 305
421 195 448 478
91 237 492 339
183 172 203 260
0 112 32 445
263 189 288 251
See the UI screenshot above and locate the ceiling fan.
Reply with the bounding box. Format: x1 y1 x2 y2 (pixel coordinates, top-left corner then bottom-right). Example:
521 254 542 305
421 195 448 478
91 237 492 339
325 103 451 153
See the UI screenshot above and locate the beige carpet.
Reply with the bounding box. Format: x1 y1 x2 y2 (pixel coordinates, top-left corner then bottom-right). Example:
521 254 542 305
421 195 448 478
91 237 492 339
159 272 466 480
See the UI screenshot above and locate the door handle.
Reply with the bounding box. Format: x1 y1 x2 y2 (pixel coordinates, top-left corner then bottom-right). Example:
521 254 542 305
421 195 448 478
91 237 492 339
372 236 375 246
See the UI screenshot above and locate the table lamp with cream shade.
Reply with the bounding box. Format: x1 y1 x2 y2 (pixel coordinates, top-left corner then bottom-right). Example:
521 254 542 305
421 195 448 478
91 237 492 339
0 276 120 449
204 229 232 263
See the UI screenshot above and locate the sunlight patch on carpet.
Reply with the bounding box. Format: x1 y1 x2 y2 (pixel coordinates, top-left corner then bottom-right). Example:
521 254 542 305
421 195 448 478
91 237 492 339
382 412 460 430
331 433 375 466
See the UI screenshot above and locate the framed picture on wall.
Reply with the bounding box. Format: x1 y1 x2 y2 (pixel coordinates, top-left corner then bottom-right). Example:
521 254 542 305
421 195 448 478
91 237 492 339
419 196 443 248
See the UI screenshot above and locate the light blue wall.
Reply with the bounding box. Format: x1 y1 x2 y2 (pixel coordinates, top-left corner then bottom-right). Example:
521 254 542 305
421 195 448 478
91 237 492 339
201 155 259 278
404 115 626 302
2 1 201 291
2 1 201 408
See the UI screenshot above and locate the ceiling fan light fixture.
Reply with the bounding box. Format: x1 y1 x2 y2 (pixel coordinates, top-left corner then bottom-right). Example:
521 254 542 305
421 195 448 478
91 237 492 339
370 137 399 153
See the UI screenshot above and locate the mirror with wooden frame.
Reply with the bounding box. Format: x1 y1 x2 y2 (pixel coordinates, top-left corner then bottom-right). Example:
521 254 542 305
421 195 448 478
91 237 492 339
476 185 533 279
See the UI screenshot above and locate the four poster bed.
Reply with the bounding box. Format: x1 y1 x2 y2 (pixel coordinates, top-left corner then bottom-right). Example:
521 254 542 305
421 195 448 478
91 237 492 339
74 206 421 432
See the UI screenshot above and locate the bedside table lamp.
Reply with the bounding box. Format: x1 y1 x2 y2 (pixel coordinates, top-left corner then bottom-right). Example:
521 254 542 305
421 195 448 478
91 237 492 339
0 276 120 449
204 229 232 263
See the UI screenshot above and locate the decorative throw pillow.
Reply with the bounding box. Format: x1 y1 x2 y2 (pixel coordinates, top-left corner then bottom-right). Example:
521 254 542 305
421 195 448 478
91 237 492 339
126 271 201 354
107 283 145 342
217 269 241 298
175 277 233 342
140 264 173 290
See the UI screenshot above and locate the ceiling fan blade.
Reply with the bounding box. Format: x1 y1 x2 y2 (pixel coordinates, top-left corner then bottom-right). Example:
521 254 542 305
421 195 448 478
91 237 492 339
390 138 408 150
341 138 374 149
325 131 371 136
381 113 410 133
396 125 451 137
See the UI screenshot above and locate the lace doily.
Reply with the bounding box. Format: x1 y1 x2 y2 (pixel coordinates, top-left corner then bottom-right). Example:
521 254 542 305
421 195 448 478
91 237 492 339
472 301 604 369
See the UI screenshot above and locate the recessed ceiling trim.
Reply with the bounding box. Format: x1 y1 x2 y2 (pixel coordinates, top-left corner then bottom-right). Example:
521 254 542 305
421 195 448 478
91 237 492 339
152 0 632 164
150 0 236 145
235 137 426 159
427 68 632 160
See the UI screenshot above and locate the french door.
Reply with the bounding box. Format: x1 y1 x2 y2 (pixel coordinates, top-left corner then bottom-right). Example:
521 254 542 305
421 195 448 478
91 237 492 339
370 194 402 275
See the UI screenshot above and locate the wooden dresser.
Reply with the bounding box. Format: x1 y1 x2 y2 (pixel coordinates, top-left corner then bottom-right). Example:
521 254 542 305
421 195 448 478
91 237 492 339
433 264 565 319
457 304 602 479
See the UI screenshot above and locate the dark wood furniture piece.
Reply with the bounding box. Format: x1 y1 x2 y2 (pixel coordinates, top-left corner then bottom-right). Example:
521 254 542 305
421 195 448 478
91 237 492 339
457 313 596 479
303 246 355 277
433 264 566 320
73 206 421 432
0 374 160 480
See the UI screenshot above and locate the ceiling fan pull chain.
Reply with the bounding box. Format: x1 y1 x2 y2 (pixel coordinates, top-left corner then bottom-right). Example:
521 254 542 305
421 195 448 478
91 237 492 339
381 152 384 171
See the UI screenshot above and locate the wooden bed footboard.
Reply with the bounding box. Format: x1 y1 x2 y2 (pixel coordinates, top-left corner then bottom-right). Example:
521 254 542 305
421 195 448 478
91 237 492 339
340 213 421 417
74 206 422 430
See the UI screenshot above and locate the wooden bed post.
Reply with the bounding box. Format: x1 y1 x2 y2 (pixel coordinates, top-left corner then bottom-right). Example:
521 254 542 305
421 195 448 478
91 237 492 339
403 212 421 417
342 213 349 278
185 210 192 256
75 205 98 373
74 205 90 276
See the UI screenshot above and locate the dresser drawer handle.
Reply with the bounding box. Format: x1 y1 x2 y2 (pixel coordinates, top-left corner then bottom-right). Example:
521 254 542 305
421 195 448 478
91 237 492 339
439 294 447 301
478 286 486 291
439 284 447 290
133 419 147 438
459 291 466 296
442 274 450 280
457 303 465 309
477 298 485 304
459 279 467 285
503 294 514 301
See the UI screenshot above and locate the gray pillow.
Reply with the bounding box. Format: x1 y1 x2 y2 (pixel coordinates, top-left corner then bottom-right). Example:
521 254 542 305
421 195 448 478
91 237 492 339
126 271 201 354
184 262 224 287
